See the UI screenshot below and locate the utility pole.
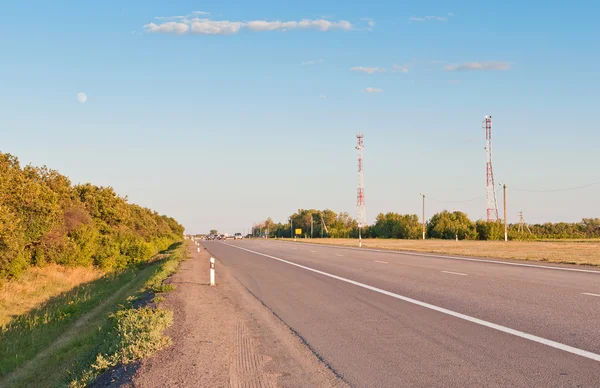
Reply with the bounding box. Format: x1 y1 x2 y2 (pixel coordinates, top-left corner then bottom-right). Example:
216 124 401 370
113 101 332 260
290 218 293 239
419 193 426 240
311 215 313 239
503 184 508 242
356 133 366 248
517 212 532 235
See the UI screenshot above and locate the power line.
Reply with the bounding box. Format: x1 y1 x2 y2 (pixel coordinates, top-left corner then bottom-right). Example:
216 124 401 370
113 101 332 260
427 195 486 204
511 180 600 193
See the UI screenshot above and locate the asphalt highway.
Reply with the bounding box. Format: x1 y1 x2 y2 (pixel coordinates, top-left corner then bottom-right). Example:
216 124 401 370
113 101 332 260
203 240 600 387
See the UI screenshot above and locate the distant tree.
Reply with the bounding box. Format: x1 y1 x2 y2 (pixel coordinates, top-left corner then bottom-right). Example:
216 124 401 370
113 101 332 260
428 211 477 240
371 213 421 239
582 218 600 238
475 220 504 241
209 229 218 235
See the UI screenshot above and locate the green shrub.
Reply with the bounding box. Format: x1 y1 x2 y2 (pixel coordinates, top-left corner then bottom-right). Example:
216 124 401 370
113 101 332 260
428 211 478 240
0 152 184 280
476 220 504 241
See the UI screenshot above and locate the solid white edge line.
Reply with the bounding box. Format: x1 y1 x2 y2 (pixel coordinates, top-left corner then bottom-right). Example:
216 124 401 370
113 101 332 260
442 271 468 276
336 254 344 257
374 260 389 264
271 240 600 274
222 242 600 363
582 293 600 297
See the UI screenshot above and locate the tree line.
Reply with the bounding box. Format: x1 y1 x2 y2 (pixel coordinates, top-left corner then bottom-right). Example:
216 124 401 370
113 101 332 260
252 208 600 241
0 152 184 280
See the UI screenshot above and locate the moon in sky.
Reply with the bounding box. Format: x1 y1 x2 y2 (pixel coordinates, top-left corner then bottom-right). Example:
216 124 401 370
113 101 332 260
77 92 87 103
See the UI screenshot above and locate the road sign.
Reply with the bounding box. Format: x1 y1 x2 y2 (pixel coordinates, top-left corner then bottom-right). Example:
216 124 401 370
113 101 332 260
295 228 302 235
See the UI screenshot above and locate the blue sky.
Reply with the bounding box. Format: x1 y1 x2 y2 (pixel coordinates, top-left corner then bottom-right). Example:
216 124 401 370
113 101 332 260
2 0 599 234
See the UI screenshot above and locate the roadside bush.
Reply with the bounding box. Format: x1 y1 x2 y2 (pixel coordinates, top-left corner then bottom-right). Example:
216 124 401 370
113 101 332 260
428 211 477 240
476 220 504 241
370 213 421 239
0 152 184 280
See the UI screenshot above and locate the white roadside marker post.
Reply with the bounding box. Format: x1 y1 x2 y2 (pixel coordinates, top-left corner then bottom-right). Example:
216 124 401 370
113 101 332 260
197 247 200 253
210 257 215 286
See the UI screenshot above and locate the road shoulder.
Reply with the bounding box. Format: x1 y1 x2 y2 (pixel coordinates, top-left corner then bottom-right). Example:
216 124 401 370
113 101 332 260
115 242 344 387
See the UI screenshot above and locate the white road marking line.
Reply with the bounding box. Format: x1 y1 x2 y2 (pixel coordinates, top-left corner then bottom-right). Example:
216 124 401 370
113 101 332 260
375 260 388 264
335 254 344 257
442 271 468 276
275 241 600 274
292 248 297 250
222 243 600 363
310 250 317 253
582 293 600 297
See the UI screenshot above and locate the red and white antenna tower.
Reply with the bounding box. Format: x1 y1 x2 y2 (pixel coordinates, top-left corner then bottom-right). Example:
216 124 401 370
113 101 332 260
484 115 499 221
356 133 366 247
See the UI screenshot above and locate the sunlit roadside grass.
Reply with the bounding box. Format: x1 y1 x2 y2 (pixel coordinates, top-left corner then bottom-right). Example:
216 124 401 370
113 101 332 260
0 241 188 387
0 265 104 328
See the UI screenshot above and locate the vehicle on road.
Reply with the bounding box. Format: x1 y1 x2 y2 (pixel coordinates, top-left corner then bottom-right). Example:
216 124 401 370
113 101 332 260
234 233 243 240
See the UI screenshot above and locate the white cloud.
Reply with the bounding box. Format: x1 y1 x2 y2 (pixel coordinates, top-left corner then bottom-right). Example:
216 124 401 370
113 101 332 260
189 19 243 35
444 61 511 72
298 19 352 31
247 20 300 31
145 15 353 35
77 92 87 103
392 64 409 73
362 87 383 93
319 95 327 99
351 66 385 74
410 13 453 22
144 22 189 35
302 59 325 66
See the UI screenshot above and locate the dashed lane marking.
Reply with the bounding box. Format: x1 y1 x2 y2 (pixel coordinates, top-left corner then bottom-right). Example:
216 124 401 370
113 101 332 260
222 242 600 363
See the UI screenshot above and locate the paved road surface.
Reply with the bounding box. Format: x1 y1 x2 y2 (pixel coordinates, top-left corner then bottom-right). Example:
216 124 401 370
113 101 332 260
204 240 600 387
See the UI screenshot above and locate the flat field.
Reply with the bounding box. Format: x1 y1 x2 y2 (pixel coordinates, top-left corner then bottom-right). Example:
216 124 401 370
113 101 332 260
283 238 600 266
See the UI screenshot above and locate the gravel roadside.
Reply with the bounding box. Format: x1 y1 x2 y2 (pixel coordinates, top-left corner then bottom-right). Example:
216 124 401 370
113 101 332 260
98 241 345 387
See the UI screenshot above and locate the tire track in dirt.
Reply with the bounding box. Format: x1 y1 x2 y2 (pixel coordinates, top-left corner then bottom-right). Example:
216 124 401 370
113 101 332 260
229 319 275 388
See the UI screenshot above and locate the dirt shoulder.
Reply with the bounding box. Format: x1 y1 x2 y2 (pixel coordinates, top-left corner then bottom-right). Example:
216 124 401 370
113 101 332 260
112 242 344 387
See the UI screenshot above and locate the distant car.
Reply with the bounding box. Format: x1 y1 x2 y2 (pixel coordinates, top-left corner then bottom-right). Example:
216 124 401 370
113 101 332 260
234 233 243 240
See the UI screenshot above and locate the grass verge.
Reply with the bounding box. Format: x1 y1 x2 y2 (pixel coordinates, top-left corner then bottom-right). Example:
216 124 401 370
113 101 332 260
0 265 104 327
71 241 189 387
280 238 600 266
0 241 188 387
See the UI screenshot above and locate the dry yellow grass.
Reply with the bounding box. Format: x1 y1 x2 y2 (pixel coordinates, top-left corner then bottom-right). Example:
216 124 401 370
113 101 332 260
0 265 104 327
284 238 600 266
